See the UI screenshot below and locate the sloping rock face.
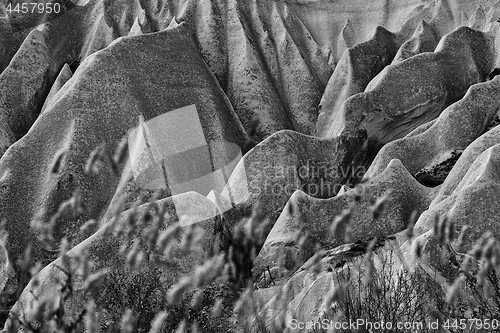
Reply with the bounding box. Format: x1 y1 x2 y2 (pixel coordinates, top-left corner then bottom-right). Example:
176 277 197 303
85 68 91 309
39 64 73 114
220 129 368 232
2 0 500 331
0 30 53 155
414 143 500 249
254 239 415 332
315 25 497 185
252 158 434 287
315 27 401 138
365 76 500 182
0 23 248 307
4 192 222 331
392 20 439 64
322 26 494 142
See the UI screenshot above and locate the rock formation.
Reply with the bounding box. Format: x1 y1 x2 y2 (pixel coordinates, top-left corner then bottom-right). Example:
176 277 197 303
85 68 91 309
1 0 500 331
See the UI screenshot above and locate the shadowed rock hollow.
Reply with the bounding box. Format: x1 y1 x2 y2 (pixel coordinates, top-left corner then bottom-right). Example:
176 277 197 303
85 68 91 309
1 0 500 331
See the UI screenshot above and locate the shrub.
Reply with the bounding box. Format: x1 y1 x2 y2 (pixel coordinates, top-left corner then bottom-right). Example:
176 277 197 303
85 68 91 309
327 251 431 333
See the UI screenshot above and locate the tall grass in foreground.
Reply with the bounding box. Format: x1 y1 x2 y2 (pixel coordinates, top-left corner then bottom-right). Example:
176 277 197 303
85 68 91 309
1 139 500 332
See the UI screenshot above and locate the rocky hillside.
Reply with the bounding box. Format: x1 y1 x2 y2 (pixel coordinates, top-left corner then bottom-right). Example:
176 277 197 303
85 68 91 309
1 0 500 331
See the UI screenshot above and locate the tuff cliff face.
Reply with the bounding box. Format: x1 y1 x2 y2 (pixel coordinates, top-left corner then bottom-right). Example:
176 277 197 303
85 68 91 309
1 0 500 331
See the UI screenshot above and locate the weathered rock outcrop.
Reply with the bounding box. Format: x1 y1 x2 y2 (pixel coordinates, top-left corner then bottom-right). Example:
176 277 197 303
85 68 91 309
0 23 248 305
315 27 401 138
324 26 494 144
4 191 221 331
40 64 73 114
414 144 500 249
285 0 425 60
0 30 52 156
392 20 439 64
2 0 500 331
365 76 500 182
252 159 433 288
254 238 412 333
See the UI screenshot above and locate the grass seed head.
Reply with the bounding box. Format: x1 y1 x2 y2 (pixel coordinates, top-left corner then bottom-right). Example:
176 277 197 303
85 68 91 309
371 189 392 220
298 232 312 254
86 300 99 333
126 240 143 269
144 216 162 251
447 219 455 243
433 214 440 237
405 210 418 240
163 242 176 261
58 237 71 272
460 255 472 274
194 254 225 288
180 226 196 253
113 135 129 167
191 322 200 333
330 208 351 237
120 309 136 333
80 219 97 234
175 320 186 333
414 239 422 258
287 202 294 216
126 210 138 238
33 295 53 323
191 290 204 309
367 238 378 253
483 238 496 261
85 144 105 175
446 276 464 304
158 223 182 252
50 150 66 175
167 276 192 305
83 271 104 293
471 242 483 261
477 261 491 286
456 225 469 252
438 216 448 244
212 298 224 317
29 261 43 278
149 311 168 333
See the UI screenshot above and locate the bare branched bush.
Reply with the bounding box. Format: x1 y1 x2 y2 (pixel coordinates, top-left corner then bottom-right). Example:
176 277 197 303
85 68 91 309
439 232 500 332
5 138 500 333
327 252 431 333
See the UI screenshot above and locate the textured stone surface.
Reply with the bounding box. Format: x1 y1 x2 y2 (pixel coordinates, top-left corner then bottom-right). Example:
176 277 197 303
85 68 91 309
0 24 248 304
5 192 220 330
391 20 439 64
40 63 73 114
366 76 500 180
335 26 494 147
252 159 433 287
226 0 334 139
285 0 425 60
255 239 409 332
413 144 500 250
0 30 52 156
2 0 500 330
315 27 400 138
433 125 500 205
221 129 368 231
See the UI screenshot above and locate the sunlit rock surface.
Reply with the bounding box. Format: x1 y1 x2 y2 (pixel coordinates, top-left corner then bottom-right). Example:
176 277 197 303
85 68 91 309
252 158 434 288
366 76 500 182
4 192 221 331
0 23 248 309
2 0 500 330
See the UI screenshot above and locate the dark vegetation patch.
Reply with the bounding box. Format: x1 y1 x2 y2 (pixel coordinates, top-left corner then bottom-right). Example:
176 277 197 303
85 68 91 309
415 150 462 187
